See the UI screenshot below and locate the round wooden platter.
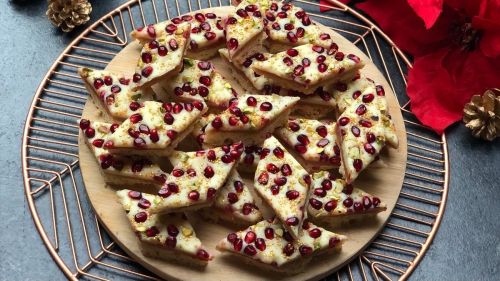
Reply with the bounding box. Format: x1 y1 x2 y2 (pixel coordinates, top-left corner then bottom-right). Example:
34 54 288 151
79 6 407 281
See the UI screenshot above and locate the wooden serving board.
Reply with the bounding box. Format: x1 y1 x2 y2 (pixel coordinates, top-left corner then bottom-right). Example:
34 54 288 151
79 6 407 281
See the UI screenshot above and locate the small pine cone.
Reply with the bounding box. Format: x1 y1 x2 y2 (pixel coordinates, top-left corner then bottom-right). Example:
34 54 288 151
46 0 92 32
463 89 500 141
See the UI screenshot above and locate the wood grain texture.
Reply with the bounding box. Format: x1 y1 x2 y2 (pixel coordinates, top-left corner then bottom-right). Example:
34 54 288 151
78 6 407 281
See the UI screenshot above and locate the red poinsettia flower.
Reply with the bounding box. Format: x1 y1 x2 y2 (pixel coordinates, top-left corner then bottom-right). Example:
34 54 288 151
321 0 500 134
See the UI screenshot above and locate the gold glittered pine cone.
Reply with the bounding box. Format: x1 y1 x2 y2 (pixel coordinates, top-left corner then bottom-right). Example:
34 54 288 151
46 0 92 32
463 89 500 141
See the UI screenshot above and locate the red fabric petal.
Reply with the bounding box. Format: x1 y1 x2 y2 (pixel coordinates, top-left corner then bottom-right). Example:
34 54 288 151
407 47 500 134
320 0 351 12
356 0 454 57
407 0 444 29
472 0 500 58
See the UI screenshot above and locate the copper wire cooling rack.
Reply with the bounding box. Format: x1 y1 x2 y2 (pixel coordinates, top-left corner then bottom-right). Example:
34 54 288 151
22 0 449 280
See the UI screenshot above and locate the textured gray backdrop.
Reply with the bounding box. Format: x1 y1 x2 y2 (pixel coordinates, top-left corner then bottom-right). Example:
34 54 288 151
0 0 498 280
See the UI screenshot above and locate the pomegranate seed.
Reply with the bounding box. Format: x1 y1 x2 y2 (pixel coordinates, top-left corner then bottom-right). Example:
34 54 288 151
283 243 295 256
343 197 354 208
244 245 256 256
207 187 216 200
139 124 150 134
295 10 305 18
172 169 184 177
283 57 294 66
279 165 291 177
79 119 90 130
103 76 113 85
141 52 152 63
163 113 174 125
362 196 372 210
309 198 323 210
273 147 284 158
207 150 216 161
294 144 307 154
270 185 280 195
169 39 178 50
302 58 311 67
129 102 140 111
197 61 211 71
206 12 216 19
320 33 331 40
173 103 184 113
373 197 381 207
288 121 300 132
287 31 298 43
165 24 177 34
365 133 376 144
299 245 313 256
317 55 326 63
166 130 177 140
158 46 168 56
338 117 350 126
128 191 142 200
286 190 300 200
318 63 327 73
153 174 167 184
271 22 280 30
376 85 385 96
166 224 179 237
166 236 176 248
188 190 200 201
260 148 270 159
202 31 215 40
267 163 279 174
351 126 360 137
228 116 239 126
287 49 299 57
364 143 376 154
227 233 237 243
194 13 205 22
147 25 156 37
255 238 266 251
296 27 305 38
270 2 278 10
302 15 311 26
313 188 326 197
293 65 304 76
359 119 372 128
356 104 367 115
329 237 340 248
132 161 145 173
362 93 375 103
258 171 270 185
341 184 353 195
196 249 210 261
242 203 253 215
297 134 310 145
211 117 223 130
309 228 322 238
312 45 324 53
138 198 151 209
91 139 103 148
244 231 256 244
354 201 364 212
165 183 178 194
233 180 244 193
158 187 171 198
233 238 243 251
141 66 153 77
347 54 361 63
146 226 159 237
227 192 238 204
286 217 299 226
228 38 239 50
84 127 95 138
260 102 272 111
226 17 237 24
182 15 193 21
93 78 104 90
352 90 362 99
204 166 214 178
334 52 345 61
284 23 294 30
263 228 274 240
134 211 148 223
149 40 159 49
236 8 248 17
324 200 337 212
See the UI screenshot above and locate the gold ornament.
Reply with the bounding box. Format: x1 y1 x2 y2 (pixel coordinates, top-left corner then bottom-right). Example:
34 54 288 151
463 89 500 141
46 0 92 32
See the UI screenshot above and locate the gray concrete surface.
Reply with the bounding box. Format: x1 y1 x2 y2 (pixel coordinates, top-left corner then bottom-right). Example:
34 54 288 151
0 0 498 280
